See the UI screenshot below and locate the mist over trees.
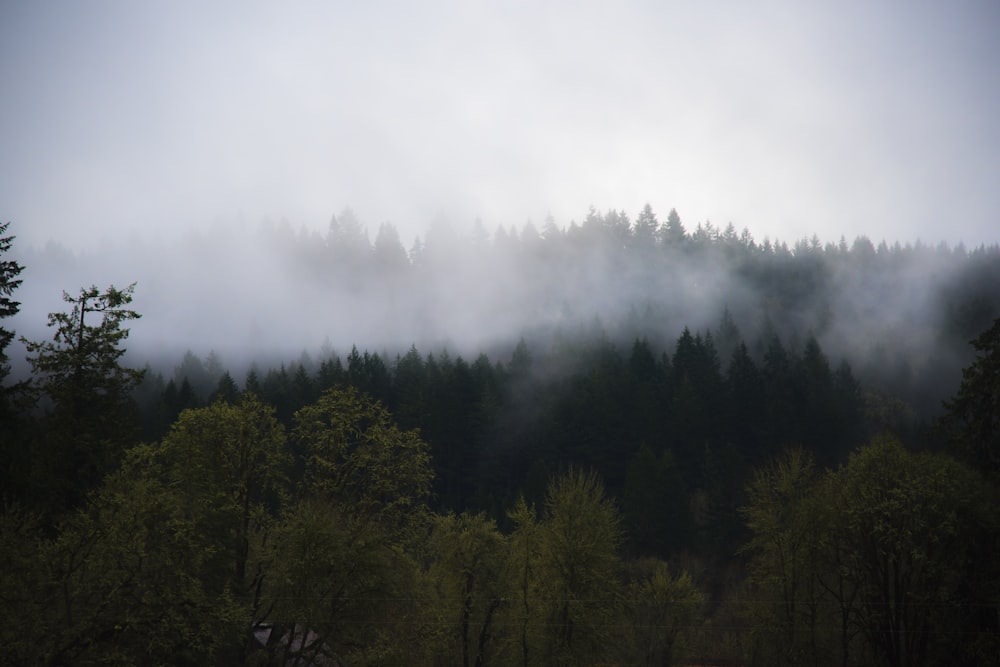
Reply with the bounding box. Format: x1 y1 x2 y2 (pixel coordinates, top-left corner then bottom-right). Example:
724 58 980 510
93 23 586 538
10 205 999 416
3 209 1000 665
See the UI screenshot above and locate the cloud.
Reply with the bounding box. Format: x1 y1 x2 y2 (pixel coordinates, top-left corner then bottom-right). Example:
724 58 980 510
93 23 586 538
0 1 997 253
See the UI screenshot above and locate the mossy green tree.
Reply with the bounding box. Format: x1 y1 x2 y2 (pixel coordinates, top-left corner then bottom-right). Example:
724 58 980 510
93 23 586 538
836 436 996 667
257 387 434 665
621 558 705 667
741 437 998 667
506 468 623 666
426 511 508 667
741 447 831 666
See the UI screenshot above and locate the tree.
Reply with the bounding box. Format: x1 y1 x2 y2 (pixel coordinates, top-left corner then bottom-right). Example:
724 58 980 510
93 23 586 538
941 317 1000 476
22 283 144 512
262 496 425 666
0 221 27 503
157 396 290 595
631 204 659 251
0 220 24 386
257 388 434 664
660 208 686 246
622 444 688 555
427 512 508 667
530 468 623 665
741 447 827 666
293 386 433 533
835 436 995 667
622 558 705 667
725 341 767 465
0 393 293 665
28 453 244 664
328 206 370 258
372 221 411 273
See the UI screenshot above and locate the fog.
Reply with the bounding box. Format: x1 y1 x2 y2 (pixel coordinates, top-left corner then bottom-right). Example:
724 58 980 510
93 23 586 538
3 2 999 412
2 1 999 255
7 206 998 425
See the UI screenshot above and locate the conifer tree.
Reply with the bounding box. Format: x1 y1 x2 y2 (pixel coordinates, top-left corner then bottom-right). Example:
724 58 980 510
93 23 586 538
22 283 143 512
0 221 26 503
0 221 24 387
942 317 1000 476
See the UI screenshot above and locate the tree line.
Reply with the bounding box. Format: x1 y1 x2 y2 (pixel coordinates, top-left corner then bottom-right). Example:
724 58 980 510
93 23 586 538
2 218 999 665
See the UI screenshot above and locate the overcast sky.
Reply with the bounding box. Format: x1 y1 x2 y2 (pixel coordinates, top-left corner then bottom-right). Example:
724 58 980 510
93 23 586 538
2 0 998 252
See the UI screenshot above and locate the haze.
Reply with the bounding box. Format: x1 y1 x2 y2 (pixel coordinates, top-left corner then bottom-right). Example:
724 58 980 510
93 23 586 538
3 1 999 395
2 1 999 252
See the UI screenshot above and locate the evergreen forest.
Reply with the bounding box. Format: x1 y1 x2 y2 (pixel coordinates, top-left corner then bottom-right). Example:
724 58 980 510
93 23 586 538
2 208 999 666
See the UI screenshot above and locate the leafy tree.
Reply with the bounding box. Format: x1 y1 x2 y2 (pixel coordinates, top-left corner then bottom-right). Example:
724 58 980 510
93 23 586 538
836 436 994 667
505 496 543 667
262 497 425 666
621 558 705 667
155 395 290 630
741 447 827 666
22 283 144 512
0 440 250 665
256 388 434 664
528 468 623 665
293 386 433 536
57 455 244 664
427 511 508 667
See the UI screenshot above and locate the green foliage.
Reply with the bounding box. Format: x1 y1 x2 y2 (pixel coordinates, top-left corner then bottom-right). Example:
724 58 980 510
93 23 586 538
157 395 290 591
741 447 830 666
0 453 246 665
0 221 29 503
22 283 144 512
24 283 143 405
248 388 436 664
426 511 508 667
0 505 50 663
621 558 705 667
262 497 423 666
741 437 999 667
0 220 23 384
516 468 624 666
294 386 433 533
837 435 995 667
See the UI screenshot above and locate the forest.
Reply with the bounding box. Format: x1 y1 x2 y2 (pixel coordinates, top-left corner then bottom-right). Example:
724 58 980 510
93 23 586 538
2 209 999 666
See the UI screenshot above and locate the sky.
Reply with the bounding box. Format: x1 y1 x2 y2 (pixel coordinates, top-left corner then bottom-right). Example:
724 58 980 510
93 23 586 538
2 0 999 252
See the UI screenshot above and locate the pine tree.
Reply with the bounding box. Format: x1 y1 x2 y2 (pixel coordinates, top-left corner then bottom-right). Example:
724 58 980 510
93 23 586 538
941 317 1000 476
0 221 24 387
0 221 26 503
22 283 144 512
